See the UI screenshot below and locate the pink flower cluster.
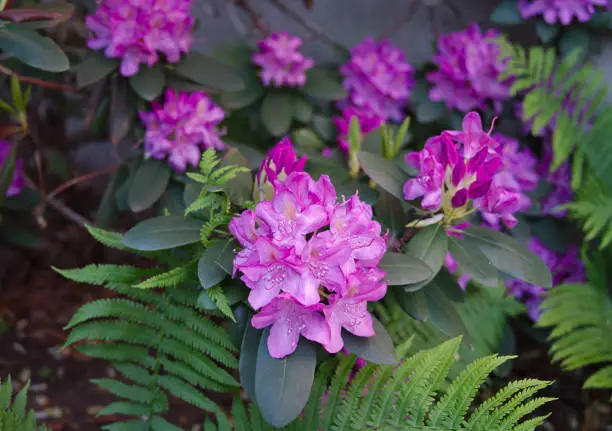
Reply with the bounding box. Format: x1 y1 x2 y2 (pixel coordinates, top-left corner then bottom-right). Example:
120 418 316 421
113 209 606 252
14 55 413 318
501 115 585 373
340 38 415 122
404 112 522 229
427 24 511 113
333 106 383 154
255 138 306 202
0 140 23 197
252 32 314 87
230 172 387 358
519 0 609 25
139 89 225 172
86 0 194 76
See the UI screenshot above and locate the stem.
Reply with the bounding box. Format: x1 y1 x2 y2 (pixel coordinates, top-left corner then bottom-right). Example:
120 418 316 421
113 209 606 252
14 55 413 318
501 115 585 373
147 294 171 429
0 64 78 92
233 0 269 35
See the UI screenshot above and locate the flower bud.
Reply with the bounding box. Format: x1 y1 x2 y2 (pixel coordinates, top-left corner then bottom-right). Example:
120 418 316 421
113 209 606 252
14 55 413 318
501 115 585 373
254 138 306 202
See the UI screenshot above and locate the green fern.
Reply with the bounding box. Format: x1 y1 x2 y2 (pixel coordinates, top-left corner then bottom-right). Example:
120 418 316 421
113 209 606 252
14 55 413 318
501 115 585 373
537 253 612 391
61 258 239 429
563 178 612 248
204 338 553 430
0 377 47 431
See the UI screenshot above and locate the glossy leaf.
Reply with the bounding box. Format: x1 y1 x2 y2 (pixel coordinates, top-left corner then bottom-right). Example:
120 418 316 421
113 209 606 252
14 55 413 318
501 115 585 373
311 115 335 141
220 81 263 109
424 276 469 341
221 149 252 206
374 190 409 236
198 239 233 289
127 159 171 213
173 52 245 92
536 22 559 43
129 67 165 101
303 68 347 100
357 151 408 200
490 0 523 25
292 96 313 123
122 216 204 251
448 236 499 286
260 93 293 136
239 324 260 402
415 99 445 123
293 128 324 149
109 75 135 144
254 329 317 428
0 27 69 72
396 288 429 321
379 251 433 285
342 317 396 364
462 226 553 288
402 224 448 291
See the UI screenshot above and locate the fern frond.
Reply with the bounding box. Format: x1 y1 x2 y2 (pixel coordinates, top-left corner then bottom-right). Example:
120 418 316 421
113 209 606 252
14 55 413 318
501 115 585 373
200 214 233 246
53 265 158 286
0 377 47 431
210 165 251 186
204 285 235 322
85 225 128 250
134 264 194 289
199 149 221 176
563 178 612 248
538 276 612 390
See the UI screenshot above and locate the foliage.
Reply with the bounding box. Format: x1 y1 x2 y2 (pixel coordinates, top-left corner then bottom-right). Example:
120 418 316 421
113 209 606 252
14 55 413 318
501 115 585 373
0 377 47 431
538 252 612 391
205 338 553 430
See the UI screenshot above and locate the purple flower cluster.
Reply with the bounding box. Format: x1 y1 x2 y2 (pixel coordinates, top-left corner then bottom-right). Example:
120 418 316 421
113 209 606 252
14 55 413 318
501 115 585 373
537 145 573 217
0 140 23 197
333 106 383 154
255 138 306 202
86 0 194 76
519 0 609 25
427 24 511 113
340 38 415 122
506 239 585 320
139 89 225 172
404 112 522 229
252 32 314 88
230 168 387 358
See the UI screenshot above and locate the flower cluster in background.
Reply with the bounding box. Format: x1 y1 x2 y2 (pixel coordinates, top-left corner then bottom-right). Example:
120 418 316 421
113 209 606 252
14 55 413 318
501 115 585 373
333 106 383 154
230 151 387 357
427 24 511 112
139 89 225 172
0 140 23 197
404 112 522 229
252 32 314 87
506 239 585 320
518 0 610 25
538 145 573 217
86 0 194 76
340 38 415 122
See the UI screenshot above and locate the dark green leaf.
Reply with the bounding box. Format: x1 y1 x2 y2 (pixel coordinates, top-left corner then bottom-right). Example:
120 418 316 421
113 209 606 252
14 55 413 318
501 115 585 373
0 27 69 72
379 252 433 285
198 239 233 289
129 67 165 101
197 290 216 310
260 93 293 136
374 190 409 236
0 2 74 28
73 52 117 87
293 128 324 149
109 75 135 144
173 52 245 92
122 216 204 251
221 149 252 205
255 329 317 428
560 29 590 61
396 288 429 321
220 82 263 109
95 168 125 227
402 224 448 291
292 96 313 123
0 224 41 248
239 324 260 402
415 99 445 123
424 277 469 341
197 255 227 290
127 159 171 213
490 0 523 25
311 115 335 141
159 183 186 216
357 151 408 200
343 317 396 364
448 236 499 286
530 218 570 253
536 21 559 43
361 127 383 154
462 226 553 287
302 68 347 100
0 141 17 209
433 269 465 303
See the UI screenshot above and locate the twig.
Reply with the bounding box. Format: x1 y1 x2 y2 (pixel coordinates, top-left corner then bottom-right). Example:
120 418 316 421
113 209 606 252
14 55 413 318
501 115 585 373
233 0 269 36
267 0 345 49
45 164 120 200
378 0 419 40
428 7 439 41
0 64 78 92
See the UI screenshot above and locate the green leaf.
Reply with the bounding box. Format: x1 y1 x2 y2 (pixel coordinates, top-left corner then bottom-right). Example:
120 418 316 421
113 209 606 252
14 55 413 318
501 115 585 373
129 67 165 101
536 22 559 43
462 226 553 287
260 93 293 136
220 148 252 206
0 98 15 115
255 329 317 428
109 75 135 144
490 0 523 25
402 224 449 291
198 240 231 289
374 190 409 236
206 285 236 322
127 159 171 213
73 52 117 88
239 324 260 402
560 29 590 61
10 75 22 113
379 252 433 286
292 96 313 123
0 140 16 209
448 236 499 287
395 288 429 321
342 317 396 364
220 82 263 109
311 115 335 141
424 277 469 341
173 52 245 92
0 27 69 72
302 68 347 100
415 99 445 123
357 151 408 200
122 216 204 251
293 128 324 149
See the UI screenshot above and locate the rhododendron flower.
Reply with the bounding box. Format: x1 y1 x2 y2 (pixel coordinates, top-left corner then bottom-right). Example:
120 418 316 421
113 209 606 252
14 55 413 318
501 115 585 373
0 140 24 197
404 112 521 229
519 0 609 25
252 32 314 87
86 0 194 76
139 89 225 172
427 24 511 112
230 172 388 358
333 106 383 154
340 38 415 121
506 239 585 320
255 138 306 202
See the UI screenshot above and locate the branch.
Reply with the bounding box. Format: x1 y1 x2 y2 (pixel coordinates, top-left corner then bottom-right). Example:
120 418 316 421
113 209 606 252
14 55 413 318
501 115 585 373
233 0 269 36
378 0 419 40
46 164 120 201
0 64 78 92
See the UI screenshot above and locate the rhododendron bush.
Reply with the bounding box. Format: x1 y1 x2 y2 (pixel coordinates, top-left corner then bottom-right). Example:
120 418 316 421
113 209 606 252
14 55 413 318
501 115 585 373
2 0 612 429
